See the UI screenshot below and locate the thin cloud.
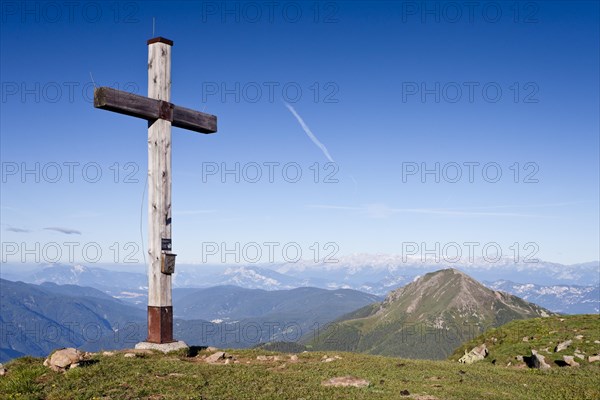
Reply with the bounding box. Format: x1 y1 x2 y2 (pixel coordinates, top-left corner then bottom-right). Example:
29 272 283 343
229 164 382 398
5 226 30 233
308 204 550 218
174 210 216 216
451 201 587 210
285 103 335 163
44 227 82 235
67 211 103 219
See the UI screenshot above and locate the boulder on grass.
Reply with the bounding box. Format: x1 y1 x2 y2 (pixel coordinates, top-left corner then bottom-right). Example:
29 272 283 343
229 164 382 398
554 340 572 352
562 356 580 367
529 350 551 369
458 344 488 364
44 348 83 372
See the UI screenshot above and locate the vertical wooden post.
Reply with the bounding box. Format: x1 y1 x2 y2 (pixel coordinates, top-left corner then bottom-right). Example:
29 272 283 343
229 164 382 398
146 37 174 343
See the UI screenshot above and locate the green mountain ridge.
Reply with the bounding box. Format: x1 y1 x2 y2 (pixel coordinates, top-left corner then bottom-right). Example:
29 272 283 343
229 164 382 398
450 314 600 366
307 268 555 359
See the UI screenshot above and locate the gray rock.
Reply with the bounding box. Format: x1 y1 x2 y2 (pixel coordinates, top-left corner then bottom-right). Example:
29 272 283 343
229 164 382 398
205 352 226 363
554 340 572 352
45 348 84 372
0 363 6 376
563 356 580 367
458 344 488 364
530 350 551 369
135 341 188 354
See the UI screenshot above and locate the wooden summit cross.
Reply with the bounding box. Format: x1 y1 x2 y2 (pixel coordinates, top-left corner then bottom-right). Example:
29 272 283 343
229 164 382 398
94 37 217 345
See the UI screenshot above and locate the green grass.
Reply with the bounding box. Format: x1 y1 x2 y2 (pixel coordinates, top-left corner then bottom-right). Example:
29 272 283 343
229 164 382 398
450 314 600 367
1 347 598 399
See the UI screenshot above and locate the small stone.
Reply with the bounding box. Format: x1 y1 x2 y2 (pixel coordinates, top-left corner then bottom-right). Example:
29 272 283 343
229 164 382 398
574 353 585 360
273 356 282 361
458 344 488 364
322 376 370 388
224 359 231 364
323 357 336 363
563 356 580 367
124 353 136 358
575 335 584 340
205 352 226 363
256 355 269 361
522 336 529 342
0 363 6 376
594 340 600 344
554 340 572 352
530 350 551 369
102 351 115 356
290 355 299 362
206 346 219 352
588 355 600 362
46 348 84 372
515 355 524 362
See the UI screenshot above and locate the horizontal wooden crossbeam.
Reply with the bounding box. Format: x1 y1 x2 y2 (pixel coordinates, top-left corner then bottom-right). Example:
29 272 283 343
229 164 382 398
94 87 217 134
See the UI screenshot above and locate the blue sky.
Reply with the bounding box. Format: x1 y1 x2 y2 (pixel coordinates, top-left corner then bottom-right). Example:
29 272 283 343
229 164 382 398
1 1 598 265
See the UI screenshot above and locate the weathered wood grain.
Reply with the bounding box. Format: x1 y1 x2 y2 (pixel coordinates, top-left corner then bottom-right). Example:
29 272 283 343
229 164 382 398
94 86 217 134
147 40 172 309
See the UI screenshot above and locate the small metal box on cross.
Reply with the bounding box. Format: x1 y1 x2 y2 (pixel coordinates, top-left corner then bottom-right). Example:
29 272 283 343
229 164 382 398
93 37 217 344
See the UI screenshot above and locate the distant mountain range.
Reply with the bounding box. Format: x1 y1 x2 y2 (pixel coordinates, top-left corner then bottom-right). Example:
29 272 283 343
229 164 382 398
307 268 555 359
3 258 597 314
0 278 146 362
0 279 380 362
174 285 380 321
484 280 599 314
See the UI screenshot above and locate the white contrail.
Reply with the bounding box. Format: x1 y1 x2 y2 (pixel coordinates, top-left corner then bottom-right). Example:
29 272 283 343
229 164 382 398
285 103 335 163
